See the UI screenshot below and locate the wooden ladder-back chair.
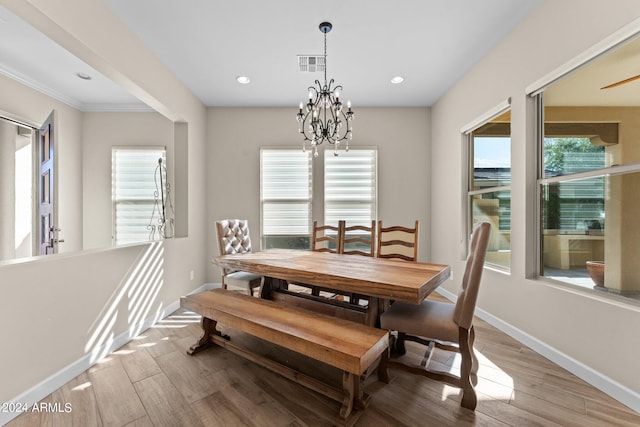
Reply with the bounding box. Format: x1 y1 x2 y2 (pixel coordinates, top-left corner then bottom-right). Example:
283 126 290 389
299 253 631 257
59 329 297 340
308 220 345 298
215 219 262 296
379 221 491 410
377 220 419 262
342 220 376 304
342 220 376 257
311 220 345 253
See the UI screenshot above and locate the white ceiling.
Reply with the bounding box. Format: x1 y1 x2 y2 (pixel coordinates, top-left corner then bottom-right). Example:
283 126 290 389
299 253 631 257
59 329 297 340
0 5 145 111
0 1 542 110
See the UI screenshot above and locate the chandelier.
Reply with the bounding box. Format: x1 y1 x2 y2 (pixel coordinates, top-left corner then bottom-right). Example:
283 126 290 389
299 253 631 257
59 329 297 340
296 22 354 157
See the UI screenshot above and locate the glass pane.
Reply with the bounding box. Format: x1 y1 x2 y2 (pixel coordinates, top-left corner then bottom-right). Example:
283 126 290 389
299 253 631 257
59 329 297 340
325 148 376 227
112 148 167 244
470 190 510 269
262 236 310 250
41 214 50 245
325 202 374 228
541 178 604 232
472 120 511 190
41 171 50 203
543 137 605 178
262 202 310 235
538 173 640 294
261 150 311 200
114 201 156 245
41 128 50 163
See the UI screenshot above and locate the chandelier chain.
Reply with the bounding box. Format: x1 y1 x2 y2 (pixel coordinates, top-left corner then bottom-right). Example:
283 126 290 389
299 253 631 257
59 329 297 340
323 31 328 87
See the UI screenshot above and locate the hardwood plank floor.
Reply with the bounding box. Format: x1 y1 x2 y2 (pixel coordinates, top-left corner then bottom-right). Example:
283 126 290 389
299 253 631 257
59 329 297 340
7 294 640 427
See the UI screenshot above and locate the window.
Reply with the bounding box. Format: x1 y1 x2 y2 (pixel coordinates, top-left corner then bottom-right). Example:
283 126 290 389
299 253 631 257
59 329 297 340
112 147 166 245
324 148 377 225
260 149 312 249
260 147 377 250
325 148 377 252
534 32 640 300
465 107 511 270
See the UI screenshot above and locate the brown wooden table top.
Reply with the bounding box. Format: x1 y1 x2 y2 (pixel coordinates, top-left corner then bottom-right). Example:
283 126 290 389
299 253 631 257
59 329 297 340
214 249 451 304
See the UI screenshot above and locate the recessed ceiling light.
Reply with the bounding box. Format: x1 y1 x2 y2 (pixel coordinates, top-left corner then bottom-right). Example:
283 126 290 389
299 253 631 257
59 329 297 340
76 72 92 80
236 75 250 84
391 76 405 84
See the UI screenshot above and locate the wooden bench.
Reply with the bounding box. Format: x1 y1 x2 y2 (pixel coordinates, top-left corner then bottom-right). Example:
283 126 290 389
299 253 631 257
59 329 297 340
181 288 389 426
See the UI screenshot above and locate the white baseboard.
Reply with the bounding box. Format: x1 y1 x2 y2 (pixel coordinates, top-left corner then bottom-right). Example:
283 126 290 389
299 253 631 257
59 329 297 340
436 288 640 414
0 282 218 427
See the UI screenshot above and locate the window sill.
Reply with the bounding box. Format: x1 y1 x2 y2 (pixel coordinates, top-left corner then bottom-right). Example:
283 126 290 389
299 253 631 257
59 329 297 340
537 275 640 310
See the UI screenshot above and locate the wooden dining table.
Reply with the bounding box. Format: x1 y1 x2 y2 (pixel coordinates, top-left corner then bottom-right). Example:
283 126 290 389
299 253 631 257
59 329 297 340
214 249 451 327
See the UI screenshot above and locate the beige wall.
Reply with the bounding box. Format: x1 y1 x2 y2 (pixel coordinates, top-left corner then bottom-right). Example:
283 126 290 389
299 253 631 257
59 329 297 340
431 0 640 398
206 107 431 281
0 0 208 406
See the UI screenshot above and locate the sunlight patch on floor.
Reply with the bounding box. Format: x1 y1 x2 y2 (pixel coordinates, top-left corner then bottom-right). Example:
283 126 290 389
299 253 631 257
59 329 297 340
401 341 515 402
71 382 92 392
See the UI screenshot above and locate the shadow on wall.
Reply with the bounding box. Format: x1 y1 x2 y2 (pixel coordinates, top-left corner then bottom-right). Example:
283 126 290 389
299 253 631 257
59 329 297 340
84 242 166 364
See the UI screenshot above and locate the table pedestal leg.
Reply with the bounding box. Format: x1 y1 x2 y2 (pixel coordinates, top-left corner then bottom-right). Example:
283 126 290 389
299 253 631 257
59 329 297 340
259 276 288 299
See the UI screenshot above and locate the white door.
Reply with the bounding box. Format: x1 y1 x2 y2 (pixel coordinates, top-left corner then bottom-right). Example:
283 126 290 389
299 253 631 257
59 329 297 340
38 111 60 255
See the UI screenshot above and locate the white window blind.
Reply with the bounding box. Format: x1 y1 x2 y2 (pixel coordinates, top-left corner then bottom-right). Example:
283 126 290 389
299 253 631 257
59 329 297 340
112 147 166 245
324 148 377 227
260 149 312 237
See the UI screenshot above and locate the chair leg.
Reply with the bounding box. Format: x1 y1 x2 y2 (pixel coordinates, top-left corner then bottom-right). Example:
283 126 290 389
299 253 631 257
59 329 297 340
395 332 407 355
469 326 479 386
458 327 477 410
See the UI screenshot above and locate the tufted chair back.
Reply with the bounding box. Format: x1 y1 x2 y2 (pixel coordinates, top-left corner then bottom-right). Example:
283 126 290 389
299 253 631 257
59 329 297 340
215 219 262 295
216 219 253 258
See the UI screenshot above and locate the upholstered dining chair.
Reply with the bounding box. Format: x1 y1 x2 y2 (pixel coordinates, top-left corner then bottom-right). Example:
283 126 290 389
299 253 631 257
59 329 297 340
215 219 262 296
377 220 419 262
379 221 491 410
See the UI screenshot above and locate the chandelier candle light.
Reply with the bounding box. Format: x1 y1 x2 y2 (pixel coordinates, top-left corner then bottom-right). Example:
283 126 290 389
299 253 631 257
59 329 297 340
296 22 354 157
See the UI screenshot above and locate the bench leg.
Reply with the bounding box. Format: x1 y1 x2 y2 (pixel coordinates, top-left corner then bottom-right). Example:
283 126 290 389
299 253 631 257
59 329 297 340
377 347 389 384
187 317 225 355
339 372 355 420
337 372 370 426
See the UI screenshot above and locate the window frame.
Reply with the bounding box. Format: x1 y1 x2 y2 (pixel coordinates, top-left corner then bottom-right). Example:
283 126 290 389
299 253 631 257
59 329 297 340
462 99 512 271
111 146 167 246
526 18 640 301
323 146 378 229
259 146 378 250
535 92 640 291
259 148 313 250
